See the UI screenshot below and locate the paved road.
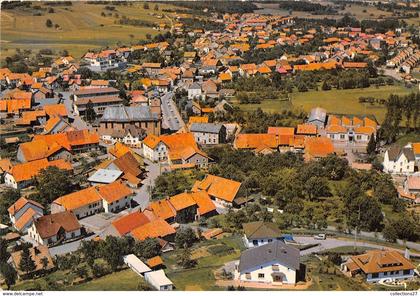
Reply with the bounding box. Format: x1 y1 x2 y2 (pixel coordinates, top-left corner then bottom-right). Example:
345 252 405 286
131 156 161 211
294 236 420 256
61 91 90 130
160 91 185 131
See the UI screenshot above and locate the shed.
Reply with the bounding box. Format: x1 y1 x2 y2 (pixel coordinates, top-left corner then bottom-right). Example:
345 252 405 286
123 254 151 276
144 269 173 291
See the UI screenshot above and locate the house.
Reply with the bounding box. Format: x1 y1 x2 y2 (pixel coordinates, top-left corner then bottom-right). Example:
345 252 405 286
190 123 226 145
192 174 242 207
144 269 174 291
130 219 176 242
341 250 415 283
188 82 202 100
304 137 335 161
8 197 44 233
98 105 161 138
17 130 100 162
4 158 72 189
404 175 420 196
102 124 146 148
88 169 123 185
51 181 133 219
234 240 300 285
307 107 327 128
242 221 283 248
146 256 164 270
28 211 82 245
111 211 151 237
296 124 317 137
143 133 210 168
383 146 415 174
10 246 54 279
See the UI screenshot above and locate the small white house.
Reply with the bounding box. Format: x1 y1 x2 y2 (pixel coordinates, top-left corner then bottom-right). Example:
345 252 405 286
242 221 283 248
188 82 202 100
383 146 415 174
142 135 168 162
234 241 300 285
124 254 151 276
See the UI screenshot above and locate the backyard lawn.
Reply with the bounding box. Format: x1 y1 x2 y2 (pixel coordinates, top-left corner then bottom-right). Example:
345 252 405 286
234 85 413 123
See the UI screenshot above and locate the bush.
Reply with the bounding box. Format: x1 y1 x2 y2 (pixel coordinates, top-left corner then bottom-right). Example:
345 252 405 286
46 19 53 27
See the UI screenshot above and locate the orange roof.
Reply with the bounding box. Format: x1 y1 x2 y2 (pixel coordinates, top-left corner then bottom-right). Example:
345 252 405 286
354 126 376 135
343 62 368 68
9 158 72 182
296 124 317 135
148 199 176 221
96 181 132 204
111 211 150 236
188 116 208 124
329 115 341 126
0 98 31 113
146 256 164 268
0 158 12 173
192 174 241 203
326 125 347 133
44 117 62 133
304 137 334 159
43 104 68 117
412 143 420 155
142 134 162 149
131 219 176 241
160 133 207 161
190 191 216 215
294 62 337 71
341 116 352 126
201 108 214 113
353 116 363 126
234 134 278 149
364 117 377 129
53 187 102 211
14 208 38 231
219 72 232 81
8 197 44 215
267 127 294 136
18 139 65 162
169 192 197 211
351 250 415 274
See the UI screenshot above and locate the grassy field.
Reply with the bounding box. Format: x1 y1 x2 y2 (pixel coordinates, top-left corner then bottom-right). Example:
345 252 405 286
234 85 413 123
1 2 185 58
68 269 146 291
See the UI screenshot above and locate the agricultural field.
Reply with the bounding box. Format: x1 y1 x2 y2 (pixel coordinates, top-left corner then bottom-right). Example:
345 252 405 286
234 84 414 123
1 2 186 58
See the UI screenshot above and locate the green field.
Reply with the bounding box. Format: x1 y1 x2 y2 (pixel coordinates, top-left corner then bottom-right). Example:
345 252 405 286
234 85 414 123
68 269 146 291
1 2 185 58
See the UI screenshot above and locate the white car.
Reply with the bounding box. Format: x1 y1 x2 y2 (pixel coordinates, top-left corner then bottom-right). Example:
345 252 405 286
314 234 326 240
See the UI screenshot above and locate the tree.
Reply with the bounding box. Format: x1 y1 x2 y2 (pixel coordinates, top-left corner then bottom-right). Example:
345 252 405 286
304 176 330 200
76 265 88 279
101 236 124 271
0 238 10 263
154 4 159 11
19 246 36 275
383 223 398 242
143 2 149 9
366 134 376 154
176 248 196 269
85 100 97 123
0 263 17 289
41 257 49 269
175 227 197 248
35 166 73 205
46 19 53 27
321 80 331 91
0 188 20 221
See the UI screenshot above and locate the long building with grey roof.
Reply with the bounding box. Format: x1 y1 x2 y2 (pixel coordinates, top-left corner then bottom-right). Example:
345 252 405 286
190 123 226 145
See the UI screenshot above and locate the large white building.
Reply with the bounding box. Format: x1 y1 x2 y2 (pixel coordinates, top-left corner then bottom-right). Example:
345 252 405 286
383 145 416 174
234 240 300 285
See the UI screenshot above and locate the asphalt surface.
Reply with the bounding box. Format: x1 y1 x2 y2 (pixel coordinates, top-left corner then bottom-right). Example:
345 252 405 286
160 91 185 131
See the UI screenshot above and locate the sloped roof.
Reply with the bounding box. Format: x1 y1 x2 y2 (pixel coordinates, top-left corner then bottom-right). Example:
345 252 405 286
9 158 72 182
34 211 81 239
131 219 176 241
112 211 150 236
351 250 415 274
193 174 241 203
54 187 102 210
100 106 159 122
96 181 133 204
238 240 300 272
8 197 44 215
304 137 334 158
243 221 282 240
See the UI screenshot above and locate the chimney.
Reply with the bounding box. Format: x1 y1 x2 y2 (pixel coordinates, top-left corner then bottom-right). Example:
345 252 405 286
404 248 410 260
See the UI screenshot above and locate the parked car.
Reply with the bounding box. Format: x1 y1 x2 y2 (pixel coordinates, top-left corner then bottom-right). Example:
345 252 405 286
314 233 326 240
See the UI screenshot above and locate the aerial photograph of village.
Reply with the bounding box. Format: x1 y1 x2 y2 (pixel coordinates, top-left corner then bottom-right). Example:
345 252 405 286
0 0 419 293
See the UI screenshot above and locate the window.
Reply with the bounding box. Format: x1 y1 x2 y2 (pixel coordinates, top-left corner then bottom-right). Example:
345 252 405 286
245 273 251 279
372 273 379 278
403 269 410 275
340 134 345 139
356 135 361 140
268 239 272 242
383 272 387 276
258 273 265 279
71 232 75 238
252 240 258 246
272 264 279 271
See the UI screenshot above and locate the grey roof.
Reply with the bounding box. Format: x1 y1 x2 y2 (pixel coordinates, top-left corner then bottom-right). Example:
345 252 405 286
190 123 224 134
88 169 122 184
387 146 415 162
238 240 300 273
189 82 201 90
243 221 282 240
100 106 159 122
308 107 327 123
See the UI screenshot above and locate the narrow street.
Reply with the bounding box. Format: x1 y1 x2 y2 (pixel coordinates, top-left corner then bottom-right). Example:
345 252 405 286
160 91 185 131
